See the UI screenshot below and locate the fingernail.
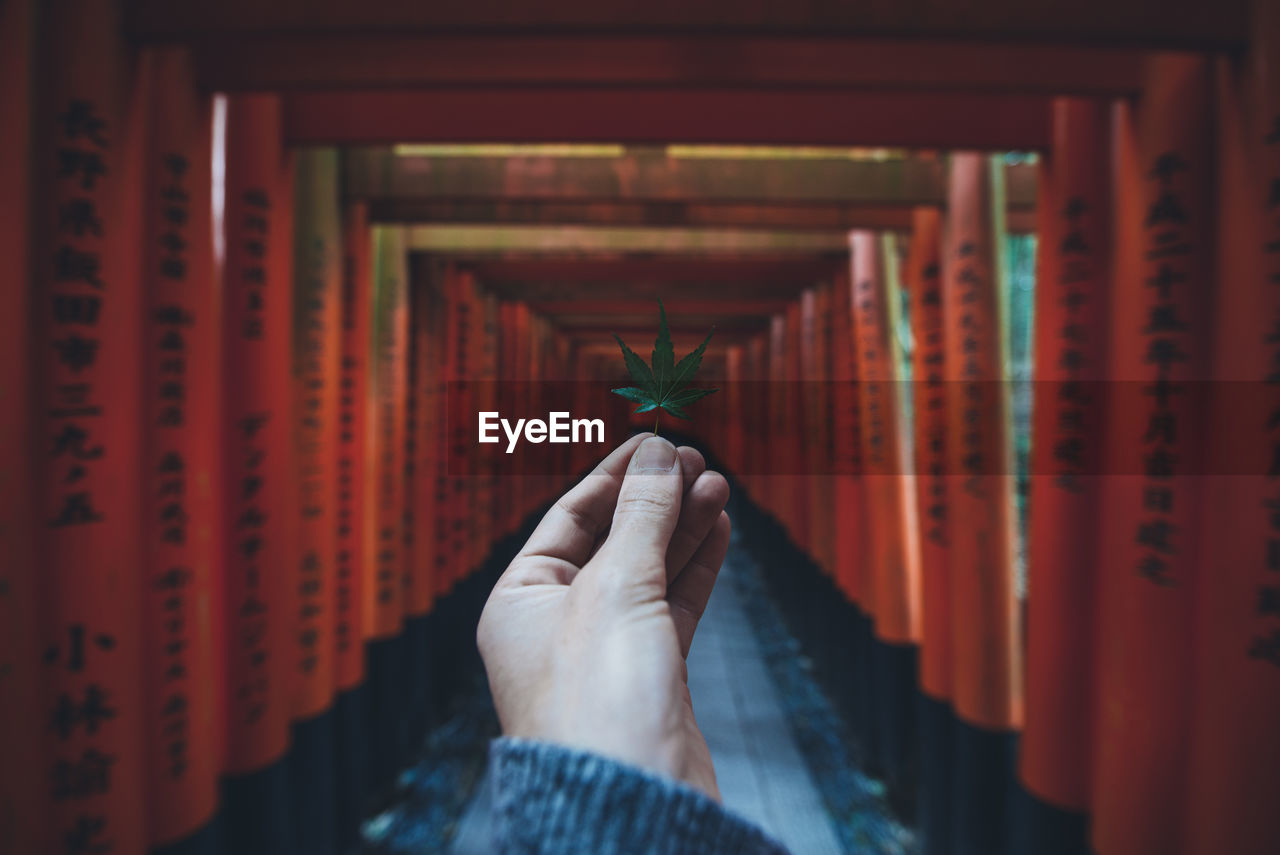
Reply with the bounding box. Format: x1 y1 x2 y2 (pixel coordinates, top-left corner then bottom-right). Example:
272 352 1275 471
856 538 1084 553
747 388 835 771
634 436 677 472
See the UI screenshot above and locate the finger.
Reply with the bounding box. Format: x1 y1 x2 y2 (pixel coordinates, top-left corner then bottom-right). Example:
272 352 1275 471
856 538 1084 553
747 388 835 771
510 434 646 576
668 511 731 658
586 446 703 556
597 436 684 577
678 446 706 491
664 470 729 583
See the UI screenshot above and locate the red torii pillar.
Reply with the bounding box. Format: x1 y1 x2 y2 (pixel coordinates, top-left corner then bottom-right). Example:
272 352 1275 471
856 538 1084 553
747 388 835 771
32 3 151 853
1017 98 1112 855
219 93 298 855
942 153 1022 855
1091 55 1214 855
2 1 45 853
141 46 222 854
850 231 924 797
904 206 954 854
1184 14 1280 853
334 200 372 851
287 148 344 855
364 226 409 793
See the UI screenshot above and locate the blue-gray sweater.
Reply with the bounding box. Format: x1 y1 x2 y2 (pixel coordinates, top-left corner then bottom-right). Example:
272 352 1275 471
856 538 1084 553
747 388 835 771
490 738 791 854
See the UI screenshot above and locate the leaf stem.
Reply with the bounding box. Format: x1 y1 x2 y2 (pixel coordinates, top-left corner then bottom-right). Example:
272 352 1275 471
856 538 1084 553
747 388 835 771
653 409 661 437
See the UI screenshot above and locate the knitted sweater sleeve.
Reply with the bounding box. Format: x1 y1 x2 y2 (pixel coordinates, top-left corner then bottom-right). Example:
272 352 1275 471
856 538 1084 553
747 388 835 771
488 737 792 855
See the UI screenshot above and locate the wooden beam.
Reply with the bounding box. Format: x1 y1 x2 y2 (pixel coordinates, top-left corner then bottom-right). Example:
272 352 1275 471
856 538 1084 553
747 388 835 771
283 88 1053 149
374 197 1035 234
451 255 845 303
127 0 1246 51
355 150 1038 232
370 198 927 232
187 35 1148 96
349 148 961 205
404 224 851 254
529 299 788 317
556 315 770 334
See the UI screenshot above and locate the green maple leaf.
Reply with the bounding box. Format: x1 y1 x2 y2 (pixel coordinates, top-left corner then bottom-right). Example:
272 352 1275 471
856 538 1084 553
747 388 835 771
611 299 718 435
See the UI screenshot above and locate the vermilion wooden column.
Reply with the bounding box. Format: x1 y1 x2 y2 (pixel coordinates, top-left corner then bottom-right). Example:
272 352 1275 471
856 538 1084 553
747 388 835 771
904 206 954 854
33 3 149 854
431 266 458 602
725 346 745 478
0 2 44 853
140 47 220 854
365 228 409 641
784 303 808 545
907 209 950 705
532 316 547 505
1183 25 1280 854
443 266 477 590
1091 55 1214 855
365 226 409 791
219 93 297 855
942 153 1021 855
767 314 788 528
1016 99 1111 855
828 270 878 756
851 232 923 650
746 334 769 500
474 292 500 568
409 273 443 615
334 200 371 852
850 230 923 797
287 148 343 855
403 257 442 750
830 270 867 606
802 285 835 576
502 302 532 531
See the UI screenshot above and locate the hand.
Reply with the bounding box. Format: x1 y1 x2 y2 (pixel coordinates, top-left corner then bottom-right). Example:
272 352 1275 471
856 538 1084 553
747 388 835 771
477 434 732 799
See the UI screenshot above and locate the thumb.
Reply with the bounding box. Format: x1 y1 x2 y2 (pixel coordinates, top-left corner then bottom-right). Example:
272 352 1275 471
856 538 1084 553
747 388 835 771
600 435 684 571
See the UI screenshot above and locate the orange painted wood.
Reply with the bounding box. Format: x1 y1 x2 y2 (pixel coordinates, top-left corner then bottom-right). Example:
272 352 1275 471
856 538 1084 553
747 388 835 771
494 302 519 534
442 265 479 589
283 88 1054 150
765 314 787 531
1183 28 1280 855
783 302 808 545
289 149 343 718
1091 55 1215 855
407 271 444 617
747 334 770 500
0 1 46 852
335 202 371 690
33 2 150 851
428 267 457 599
724 346 745 479
128 0 1247 53
941 153 1022 731
139 46 220 843
906 207 952 699
191 35 1149 98
220 93 296 774
364 228 409 639
510 303 533 526
473 292 501 569
850 231 922 645
829 271 866 606
1019 98 1111 812
802 286 836 574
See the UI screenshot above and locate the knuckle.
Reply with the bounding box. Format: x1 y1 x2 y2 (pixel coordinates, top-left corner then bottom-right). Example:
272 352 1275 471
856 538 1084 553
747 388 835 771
615 486 673 517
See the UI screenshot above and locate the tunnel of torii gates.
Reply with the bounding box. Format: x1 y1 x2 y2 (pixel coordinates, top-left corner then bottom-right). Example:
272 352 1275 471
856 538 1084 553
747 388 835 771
3 1 1280 855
